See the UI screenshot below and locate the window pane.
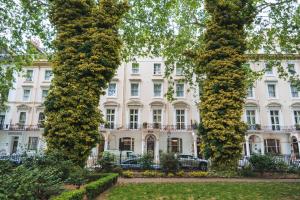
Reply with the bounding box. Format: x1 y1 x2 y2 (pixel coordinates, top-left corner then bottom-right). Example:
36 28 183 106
131 83 139 96
132 63 139 74
153 63 161 75
108 83 117 97
154 83 162 97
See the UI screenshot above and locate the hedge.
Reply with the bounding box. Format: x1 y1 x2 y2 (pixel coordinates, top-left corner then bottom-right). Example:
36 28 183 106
51 188 85 200
85 173 118 200
52 173 118 200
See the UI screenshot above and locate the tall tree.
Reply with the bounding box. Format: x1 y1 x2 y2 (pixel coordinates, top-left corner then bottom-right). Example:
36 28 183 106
44 0 128 166
197 0 256 170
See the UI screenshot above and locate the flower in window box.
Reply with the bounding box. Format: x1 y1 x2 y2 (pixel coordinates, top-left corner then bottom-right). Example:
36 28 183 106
153 123 160 129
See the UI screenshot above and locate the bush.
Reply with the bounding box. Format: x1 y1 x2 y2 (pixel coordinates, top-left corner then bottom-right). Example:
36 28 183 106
188 171 208 177
97 152 116 172
65 166 89 187
51 188 85 200
142 170 157 177
239 165 254 177
85 173 118 200
139 153 154 170
176 170 185 177
249 154 290 173
167 172 175 177
160 153 179 174
122 170 134 178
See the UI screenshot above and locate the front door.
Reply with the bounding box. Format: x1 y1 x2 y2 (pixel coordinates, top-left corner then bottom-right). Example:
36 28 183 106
11 137 19 154
146 135 155 159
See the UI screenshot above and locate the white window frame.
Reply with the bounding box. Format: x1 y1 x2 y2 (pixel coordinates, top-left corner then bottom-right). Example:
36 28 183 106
19 112 26 125
130 82 139 97
269 109 281 131
290 84 299 98
175 83 185 98
152 109 162 127
41 89 49 102
247 86 255 99
129 109 139 129
264 139 281 154
267 83 277 99
107 83 117 97
44 70 53 81
131 63 140 74
287 62 296 75
175 109 186 130
23 89 31 102
153 63 162 75
265 62 274 76
28 137 39 151
176 65 184 76
246 110 256 129
106 108 116 129
153 82 163 97
293 110 300 125
25 69 34 81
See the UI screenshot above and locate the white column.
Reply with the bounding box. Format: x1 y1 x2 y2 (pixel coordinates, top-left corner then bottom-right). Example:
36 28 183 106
155 139 159 163
192 132 198 158
245 139 250 157
298 142 300 156
261 140 265 155
104 136 108 151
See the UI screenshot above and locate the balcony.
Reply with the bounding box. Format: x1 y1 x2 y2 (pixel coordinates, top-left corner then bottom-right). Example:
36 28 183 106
99 123 197 131
1 124 42 131
247 124 300 132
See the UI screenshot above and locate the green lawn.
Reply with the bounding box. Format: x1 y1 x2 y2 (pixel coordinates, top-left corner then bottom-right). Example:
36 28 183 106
107 182 300 200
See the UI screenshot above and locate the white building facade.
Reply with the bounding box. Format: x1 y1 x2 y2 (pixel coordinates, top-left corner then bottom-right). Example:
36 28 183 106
0 57 300 162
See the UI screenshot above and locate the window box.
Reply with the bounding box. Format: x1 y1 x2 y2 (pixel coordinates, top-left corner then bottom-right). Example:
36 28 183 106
295 124 300 130
143 122 148 129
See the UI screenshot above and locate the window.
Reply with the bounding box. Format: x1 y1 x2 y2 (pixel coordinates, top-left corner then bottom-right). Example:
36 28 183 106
267 84 276 98
294 111 300 125
153 83 162 97
176 65 183 76
291 84 299 98
247 87 254 98
19 112 26 125
288 63 296 75
153 63 161 75
28 137 39 151
167 138 182 153
45 70 53 80
26 70 33 81
106 109 115 129
23 89 31 101
42 90 48 101
129 109 138 129
153 109 162 128
107 83 117 97
270 110 280 130
132 63 139 74
246 110 256 130
131 83 139 97
0 115 5 130
176 109 185 130
265 63 273 75
176 83 184 97
38 112 45 127
264 139 281 154
119 137 134 151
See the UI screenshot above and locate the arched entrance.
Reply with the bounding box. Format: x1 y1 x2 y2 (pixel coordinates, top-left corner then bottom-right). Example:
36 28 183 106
249 135 263 155
292 136 299 159
146 135 156 159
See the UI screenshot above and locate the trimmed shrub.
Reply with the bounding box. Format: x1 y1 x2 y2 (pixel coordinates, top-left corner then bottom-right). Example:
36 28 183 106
85 173 118 200
160 153 179 174
142 170 156 177
188 171 208 177
122 170 134 178
51 188 85 200
167 172 175 177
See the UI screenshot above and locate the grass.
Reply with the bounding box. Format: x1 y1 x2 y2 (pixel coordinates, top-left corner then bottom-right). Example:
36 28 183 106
107 182 300 200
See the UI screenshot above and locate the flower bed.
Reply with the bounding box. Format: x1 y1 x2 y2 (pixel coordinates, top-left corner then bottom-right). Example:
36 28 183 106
51 173 118 200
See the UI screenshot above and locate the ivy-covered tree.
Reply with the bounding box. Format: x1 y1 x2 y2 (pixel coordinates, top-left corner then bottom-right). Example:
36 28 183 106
44 0 128 166
196 0 255 170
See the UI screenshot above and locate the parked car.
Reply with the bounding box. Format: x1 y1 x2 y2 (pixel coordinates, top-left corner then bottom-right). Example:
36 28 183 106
177 154 208 171
120 158 161 170
0 154 23 165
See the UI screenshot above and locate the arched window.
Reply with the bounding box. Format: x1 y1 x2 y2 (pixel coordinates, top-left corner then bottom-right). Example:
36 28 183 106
119 137 134 151
167 137 182 153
